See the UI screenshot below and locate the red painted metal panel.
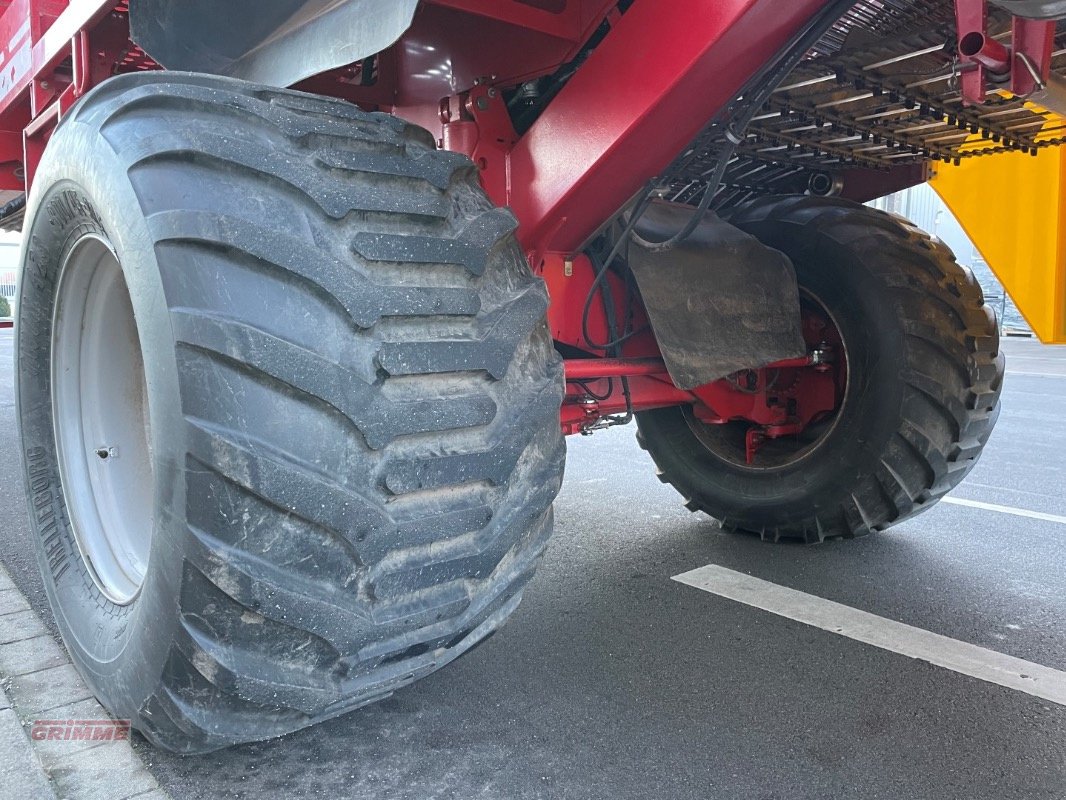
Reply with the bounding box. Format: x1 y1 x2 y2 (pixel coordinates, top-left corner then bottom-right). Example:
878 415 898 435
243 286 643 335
0 0 37 123
537 252 658 356
503 0 827 256
423 0 583 40
1011 17 1055 96
0 0 112 122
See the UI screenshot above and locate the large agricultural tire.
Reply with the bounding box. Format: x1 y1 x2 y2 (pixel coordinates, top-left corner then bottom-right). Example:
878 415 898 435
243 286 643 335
15 72 565 753
636 195 1003 543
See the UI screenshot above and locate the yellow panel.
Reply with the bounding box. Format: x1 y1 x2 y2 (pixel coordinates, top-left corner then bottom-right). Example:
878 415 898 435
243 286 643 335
930 134 1066 344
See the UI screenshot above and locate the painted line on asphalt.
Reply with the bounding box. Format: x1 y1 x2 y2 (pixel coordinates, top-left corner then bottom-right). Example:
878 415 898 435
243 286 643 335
941 496 1066 525
672 564 1066 707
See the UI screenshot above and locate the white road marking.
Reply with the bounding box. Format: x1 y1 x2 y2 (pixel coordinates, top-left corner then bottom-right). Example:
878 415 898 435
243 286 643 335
965 481 1057 500
941 496 1066 525
672 564 1066 707
1006 371 1066 378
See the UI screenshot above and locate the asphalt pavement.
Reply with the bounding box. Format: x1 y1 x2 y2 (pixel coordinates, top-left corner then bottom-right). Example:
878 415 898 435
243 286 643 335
1 330 1064 800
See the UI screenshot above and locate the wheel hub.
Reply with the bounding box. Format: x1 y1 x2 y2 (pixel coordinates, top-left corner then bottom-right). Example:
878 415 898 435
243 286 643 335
686 290 849 469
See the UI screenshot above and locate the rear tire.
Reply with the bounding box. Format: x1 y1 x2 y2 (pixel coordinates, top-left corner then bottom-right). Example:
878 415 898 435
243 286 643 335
636 195 1003 542
16 72 564 752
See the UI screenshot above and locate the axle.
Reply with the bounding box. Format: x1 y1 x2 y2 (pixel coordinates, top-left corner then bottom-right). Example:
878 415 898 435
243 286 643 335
562 348 842 459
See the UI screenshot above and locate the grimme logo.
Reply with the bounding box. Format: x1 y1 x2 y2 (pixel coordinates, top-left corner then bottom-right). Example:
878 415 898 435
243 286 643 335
30 719 131 742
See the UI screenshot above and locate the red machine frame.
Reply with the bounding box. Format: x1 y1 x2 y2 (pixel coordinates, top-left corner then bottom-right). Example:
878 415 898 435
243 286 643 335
1 0 1023 443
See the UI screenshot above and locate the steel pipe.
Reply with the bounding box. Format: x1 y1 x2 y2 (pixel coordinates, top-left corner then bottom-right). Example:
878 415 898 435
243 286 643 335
564 358 669 380
959 30 1012 77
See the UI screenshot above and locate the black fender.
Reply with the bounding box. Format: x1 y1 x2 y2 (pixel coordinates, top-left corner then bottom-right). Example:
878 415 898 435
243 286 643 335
628 200 805 390
988 0 1066 19
129 0 418 87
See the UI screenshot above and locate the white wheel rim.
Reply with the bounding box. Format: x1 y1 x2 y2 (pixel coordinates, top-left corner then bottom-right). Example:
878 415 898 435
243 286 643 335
51 235 154 605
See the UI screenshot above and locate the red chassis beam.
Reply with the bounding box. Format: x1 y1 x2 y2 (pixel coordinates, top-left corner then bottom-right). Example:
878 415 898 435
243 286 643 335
562 353 839 439
472 0 829 260
562 301 844 440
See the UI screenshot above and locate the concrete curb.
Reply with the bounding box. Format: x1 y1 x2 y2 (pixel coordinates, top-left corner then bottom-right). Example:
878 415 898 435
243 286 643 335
0 564 169 800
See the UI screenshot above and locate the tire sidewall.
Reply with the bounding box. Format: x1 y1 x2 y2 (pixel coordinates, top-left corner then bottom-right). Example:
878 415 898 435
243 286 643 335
16 110 186 716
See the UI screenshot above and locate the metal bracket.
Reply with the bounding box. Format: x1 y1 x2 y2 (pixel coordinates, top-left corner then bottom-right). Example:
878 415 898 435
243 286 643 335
440 82 518 206
955 0 1055 105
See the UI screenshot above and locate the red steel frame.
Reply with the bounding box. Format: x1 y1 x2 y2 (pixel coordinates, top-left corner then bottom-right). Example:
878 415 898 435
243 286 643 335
0 0 844 439
954 0 1056 106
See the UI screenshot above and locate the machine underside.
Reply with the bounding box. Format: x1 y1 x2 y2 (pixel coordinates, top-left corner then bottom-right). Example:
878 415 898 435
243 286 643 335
669 2 1066 210
1 2 1063 229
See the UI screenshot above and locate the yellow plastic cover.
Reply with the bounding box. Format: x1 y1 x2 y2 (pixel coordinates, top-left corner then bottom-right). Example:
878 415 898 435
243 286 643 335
931 114 1066 344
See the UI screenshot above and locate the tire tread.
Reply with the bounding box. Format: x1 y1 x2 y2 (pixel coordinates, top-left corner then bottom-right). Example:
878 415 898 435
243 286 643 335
63 72 564 752
642 195 1003 541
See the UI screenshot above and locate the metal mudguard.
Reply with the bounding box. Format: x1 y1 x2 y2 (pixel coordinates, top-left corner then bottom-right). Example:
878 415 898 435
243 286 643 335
628 201 806 390
988 0 1066 19
129 0 418 87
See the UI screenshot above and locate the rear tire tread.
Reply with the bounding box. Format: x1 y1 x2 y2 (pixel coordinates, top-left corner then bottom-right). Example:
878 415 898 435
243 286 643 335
643 195 1002 541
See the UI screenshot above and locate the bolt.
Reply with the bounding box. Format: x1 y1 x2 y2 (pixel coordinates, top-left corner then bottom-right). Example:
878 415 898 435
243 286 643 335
95 446 118 461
